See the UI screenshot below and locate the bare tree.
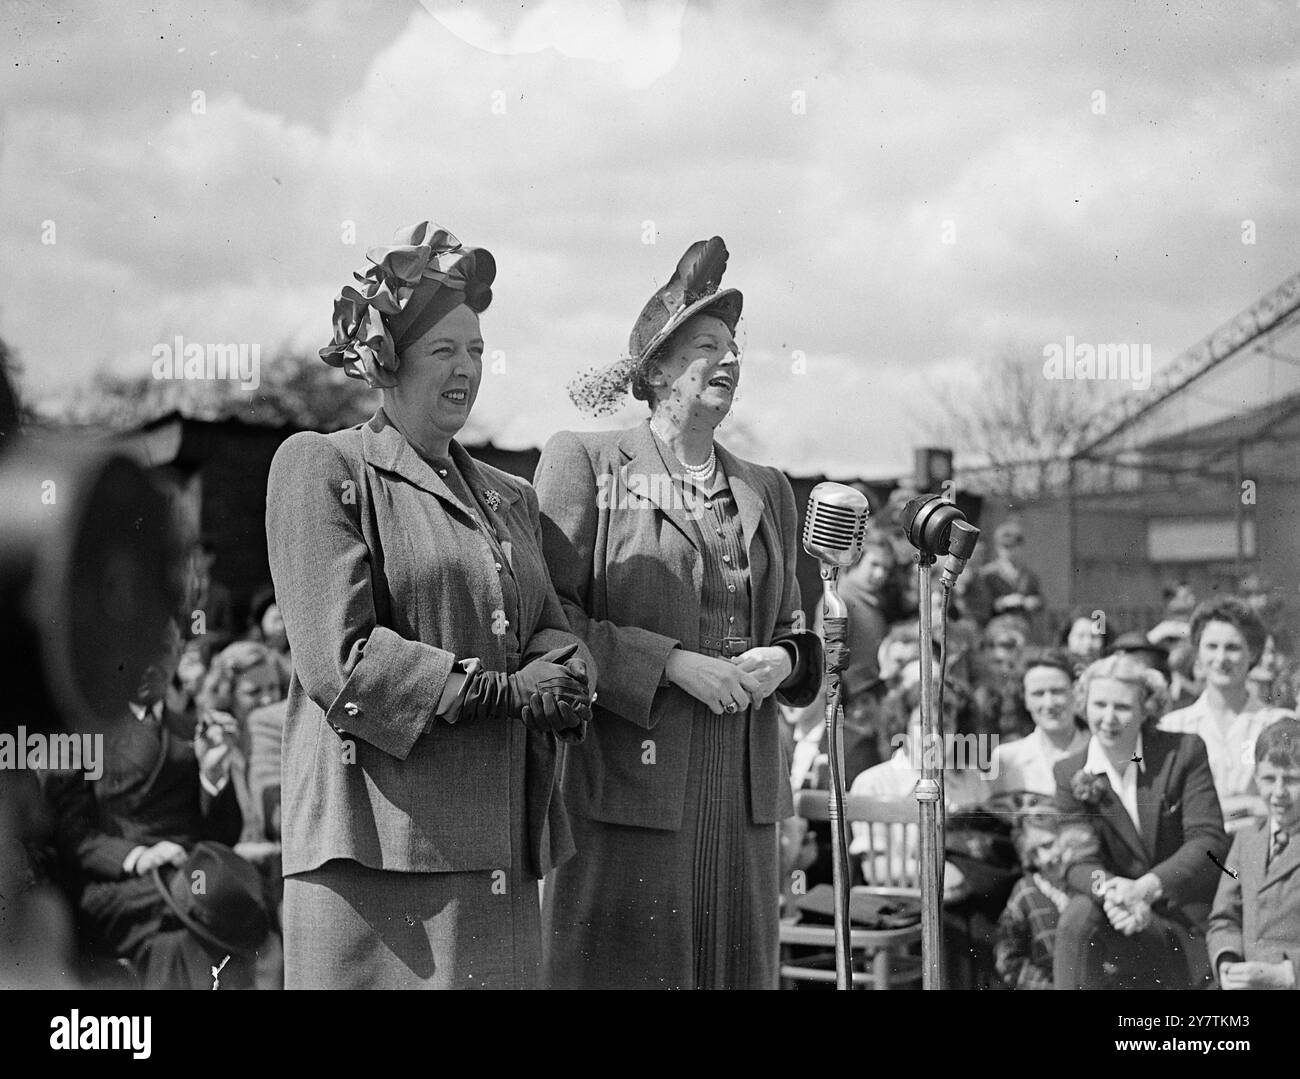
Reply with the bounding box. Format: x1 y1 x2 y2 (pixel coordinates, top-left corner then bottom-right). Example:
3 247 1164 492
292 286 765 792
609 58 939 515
928 350 1113 499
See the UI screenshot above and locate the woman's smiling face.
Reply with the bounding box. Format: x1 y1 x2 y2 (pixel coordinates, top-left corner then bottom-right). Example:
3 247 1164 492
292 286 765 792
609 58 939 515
1086 676 1143 756
650 313 739 422
392 303 483 441
1023 665 1074 738
1197 618 1252 690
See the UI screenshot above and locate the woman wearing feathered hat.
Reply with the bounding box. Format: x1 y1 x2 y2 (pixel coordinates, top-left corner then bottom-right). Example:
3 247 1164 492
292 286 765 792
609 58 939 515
265 221 596 988
535 237 822 988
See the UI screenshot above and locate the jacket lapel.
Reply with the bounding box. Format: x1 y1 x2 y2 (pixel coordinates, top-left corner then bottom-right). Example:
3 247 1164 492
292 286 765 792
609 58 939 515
715 442 769 638
362 409 478 524
1095 774 1150 870
618 423 702 551
451 443 521 568
1240 820 1267 897
1136 732 1172 862
715 443 764 558
1262 826 1300 891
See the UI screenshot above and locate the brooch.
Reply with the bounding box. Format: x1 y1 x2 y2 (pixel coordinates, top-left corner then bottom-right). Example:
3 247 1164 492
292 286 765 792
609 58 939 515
482 489 502 512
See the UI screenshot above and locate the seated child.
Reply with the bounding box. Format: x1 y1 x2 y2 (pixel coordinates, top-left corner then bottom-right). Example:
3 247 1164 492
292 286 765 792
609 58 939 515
995 809 1098 989
1207 718 1300 990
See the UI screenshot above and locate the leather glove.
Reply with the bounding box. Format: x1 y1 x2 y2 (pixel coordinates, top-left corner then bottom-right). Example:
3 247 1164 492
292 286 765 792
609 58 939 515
522 690 591 743
460 644 589 723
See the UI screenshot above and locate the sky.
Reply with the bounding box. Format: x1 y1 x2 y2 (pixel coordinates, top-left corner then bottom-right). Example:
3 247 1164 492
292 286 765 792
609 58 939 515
2 0 1298 477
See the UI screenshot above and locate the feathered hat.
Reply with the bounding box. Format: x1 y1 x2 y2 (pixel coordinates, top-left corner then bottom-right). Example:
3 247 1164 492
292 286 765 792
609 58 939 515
569 236 742 416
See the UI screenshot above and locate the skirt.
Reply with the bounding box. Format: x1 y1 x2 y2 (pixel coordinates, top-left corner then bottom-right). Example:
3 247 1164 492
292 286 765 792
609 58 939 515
283 858 541 989
542 705 779 989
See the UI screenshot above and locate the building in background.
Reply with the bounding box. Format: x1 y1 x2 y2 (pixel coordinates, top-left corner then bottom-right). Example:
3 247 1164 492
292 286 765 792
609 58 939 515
958 268 1300 639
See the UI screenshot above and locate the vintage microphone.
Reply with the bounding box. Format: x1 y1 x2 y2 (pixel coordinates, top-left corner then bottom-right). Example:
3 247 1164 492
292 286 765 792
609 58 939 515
899 494 980 990
801 482 870 990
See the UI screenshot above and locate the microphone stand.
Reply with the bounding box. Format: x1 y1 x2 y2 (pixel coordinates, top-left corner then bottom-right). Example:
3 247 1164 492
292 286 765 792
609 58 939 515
915 553 945 990
819 564 853 990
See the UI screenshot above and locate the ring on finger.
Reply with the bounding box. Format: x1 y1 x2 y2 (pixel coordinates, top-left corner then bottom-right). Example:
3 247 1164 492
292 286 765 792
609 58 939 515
724 701 739 714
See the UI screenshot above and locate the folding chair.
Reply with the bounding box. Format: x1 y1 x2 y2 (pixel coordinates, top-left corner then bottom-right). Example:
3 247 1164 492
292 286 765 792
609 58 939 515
779 790 925 989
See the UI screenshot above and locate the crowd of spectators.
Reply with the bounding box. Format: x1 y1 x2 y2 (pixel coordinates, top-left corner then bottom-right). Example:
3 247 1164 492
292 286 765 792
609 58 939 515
25 518 1300 992
781 518 1300 990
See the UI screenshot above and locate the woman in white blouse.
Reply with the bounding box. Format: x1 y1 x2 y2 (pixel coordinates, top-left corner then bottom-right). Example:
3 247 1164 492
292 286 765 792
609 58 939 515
1159 598 1290 832
989 649 1089 798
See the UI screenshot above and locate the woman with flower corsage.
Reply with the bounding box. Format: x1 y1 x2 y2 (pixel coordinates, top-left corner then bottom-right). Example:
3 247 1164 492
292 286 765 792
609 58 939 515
265 221 596 988
1051 654 1227 989
534 237 822 989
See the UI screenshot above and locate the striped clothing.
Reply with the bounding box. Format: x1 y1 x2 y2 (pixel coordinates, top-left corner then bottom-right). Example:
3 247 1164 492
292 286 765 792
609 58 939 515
688 477 761 987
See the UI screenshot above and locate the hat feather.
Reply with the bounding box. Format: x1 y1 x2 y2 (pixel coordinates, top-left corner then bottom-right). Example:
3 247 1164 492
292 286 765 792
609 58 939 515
668 236 729 308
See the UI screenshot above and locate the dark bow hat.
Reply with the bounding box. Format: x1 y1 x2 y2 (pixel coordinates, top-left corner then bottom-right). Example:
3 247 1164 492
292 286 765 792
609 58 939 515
151 841 270 958
569 236 743 416
320 221 496 390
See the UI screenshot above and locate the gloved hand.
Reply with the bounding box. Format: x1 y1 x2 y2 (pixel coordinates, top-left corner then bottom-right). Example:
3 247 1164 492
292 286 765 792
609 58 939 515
521 690 591 743
509 644 591 715
460 644 590 723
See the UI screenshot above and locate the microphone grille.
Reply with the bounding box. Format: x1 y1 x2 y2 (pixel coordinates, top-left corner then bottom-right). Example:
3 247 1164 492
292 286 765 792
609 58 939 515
802 482 870 566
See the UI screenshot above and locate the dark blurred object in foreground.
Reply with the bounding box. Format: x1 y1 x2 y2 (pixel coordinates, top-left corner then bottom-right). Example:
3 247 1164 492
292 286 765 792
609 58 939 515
0 437 177 735
0 359 180 986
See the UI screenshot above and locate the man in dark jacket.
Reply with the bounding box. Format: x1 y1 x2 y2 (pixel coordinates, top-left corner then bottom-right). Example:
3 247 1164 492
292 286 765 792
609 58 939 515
45 620 264 988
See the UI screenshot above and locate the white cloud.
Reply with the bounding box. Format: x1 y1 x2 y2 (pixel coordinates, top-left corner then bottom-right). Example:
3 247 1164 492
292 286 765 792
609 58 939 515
3 0 1300 476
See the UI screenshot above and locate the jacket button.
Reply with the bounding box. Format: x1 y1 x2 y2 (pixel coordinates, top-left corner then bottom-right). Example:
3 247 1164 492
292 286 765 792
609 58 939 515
344 702 360 717
495 562 503 571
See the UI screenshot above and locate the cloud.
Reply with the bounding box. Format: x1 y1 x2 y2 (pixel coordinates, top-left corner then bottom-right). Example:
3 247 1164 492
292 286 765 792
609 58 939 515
3 0 1299 478
420 0 689 88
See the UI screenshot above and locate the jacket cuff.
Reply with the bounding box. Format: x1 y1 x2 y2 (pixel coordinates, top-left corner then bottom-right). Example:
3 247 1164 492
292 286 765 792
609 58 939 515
774 630 823 708
323 627 456 760
619 633 683 729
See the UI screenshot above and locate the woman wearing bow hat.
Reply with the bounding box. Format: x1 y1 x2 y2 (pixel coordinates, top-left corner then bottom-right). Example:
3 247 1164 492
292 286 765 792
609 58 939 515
535 237 822 989
266 222 596 989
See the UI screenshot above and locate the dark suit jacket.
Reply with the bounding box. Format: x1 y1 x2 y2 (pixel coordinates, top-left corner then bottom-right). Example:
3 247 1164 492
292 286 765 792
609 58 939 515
45 705 240 882
1207 819 1300 985
1053 728 1227 933
266 409 593 879
534 423 821 831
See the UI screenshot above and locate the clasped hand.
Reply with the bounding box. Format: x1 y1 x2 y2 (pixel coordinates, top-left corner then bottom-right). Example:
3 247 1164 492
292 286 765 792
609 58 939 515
665 646 790 715
514 644 593 743
1100 877 1153 936
730 647 792 709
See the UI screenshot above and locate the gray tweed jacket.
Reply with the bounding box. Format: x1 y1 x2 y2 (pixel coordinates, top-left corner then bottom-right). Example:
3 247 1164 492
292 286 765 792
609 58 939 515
534 422 821 831
266 409 592 878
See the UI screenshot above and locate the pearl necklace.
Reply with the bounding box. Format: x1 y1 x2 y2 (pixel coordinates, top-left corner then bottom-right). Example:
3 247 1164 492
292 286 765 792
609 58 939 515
650 418 716 479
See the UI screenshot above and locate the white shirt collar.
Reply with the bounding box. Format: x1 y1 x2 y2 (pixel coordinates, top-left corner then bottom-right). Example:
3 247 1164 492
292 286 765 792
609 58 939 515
1085 730 1145 830
128 700 163 724
1084 730 1145 778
